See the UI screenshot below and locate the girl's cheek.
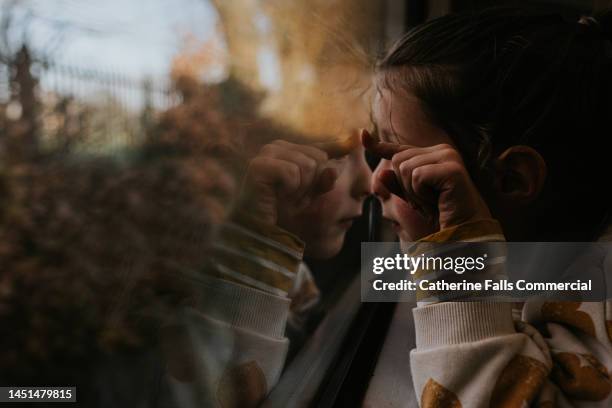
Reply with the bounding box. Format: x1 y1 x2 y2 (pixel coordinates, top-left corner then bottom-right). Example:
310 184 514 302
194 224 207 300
392 196 436 241
298 189 343 232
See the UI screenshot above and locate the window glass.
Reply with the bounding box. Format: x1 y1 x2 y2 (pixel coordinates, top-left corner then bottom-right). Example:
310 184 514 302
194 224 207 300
0 0 398 406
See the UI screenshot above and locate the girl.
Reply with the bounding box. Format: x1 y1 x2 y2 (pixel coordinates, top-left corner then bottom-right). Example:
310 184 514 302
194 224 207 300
367 6 612 407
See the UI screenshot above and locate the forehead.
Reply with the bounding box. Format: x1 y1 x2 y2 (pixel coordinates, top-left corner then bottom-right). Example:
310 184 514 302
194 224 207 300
372 88 450 147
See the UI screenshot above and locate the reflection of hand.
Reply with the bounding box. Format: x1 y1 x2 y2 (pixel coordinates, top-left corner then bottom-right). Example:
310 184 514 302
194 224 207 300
241 140 340 226
363 130 491 230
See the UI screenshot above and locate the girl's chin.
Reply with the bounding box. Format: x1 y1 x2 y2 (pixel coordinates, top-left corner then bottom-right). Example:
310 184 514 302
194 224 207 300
304 232 345 260
397 230 414 243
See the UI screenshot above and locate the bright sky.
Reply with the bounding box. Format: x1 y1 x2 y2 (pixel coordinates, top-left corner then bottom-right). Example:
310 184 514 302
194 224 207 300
1 0 220 79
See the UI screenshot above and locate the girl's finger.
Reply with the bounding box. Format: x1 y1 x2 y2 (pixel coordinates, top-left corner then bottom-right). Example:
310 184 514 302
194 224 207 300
390 151 438 216
389 144 451 170
259 146 320 198
396 148 459 194
396 148 462 219
379 169 433 220
312 167 338 195
362 129 409 159
271 140 329 163
247 157 301 195
363 129 453 162
311 130 360 159
411 162 464 199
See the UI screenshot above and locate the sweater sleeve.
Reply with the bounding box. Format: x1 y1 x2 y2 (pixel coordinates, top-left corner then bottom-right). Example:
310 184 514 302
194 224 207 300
159 213 306 408
409 220 612 407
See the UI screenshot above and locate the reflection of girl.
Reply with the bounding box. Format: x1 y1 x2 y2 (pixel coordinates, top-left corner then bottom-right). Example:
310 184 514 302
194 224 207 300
172 133 371 407
367 7 612 406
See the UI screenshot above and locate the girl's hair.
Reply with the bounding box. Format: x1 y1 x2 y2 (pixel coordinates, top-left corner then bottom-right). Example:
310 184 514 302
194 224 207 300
376 7 612 240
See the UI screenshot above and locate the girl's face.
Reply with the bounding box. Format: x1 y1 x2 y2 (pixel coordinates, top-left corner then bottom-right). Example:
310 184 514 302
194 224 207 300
371 89 453 243
282 143 372 259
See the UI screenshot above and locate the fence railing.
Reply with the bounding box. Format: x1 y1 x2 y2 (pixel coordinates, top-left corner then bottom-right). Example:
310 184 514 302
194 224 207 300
38 60 179 113
1 53 181 153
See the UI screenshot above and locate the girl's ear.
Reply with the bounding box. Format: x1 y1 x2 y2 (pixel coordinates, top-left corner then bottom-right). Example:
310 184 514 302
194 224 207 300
494 146 547 204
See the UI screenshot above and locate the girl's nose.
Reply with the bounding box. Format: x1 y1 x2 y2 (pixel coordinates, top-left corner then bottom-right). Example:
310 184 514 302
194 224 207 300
371 159 392 200
351 151 373 200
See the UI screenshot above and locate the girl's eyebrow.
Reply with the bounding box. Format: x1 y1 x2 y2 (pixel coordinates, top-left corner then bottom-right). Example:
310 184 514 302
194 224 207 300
387 96 402 144
368 110 379 135
377 125 400 144
385 128 401 144
370 111 401 144
371 122 380 139
369 122 395 144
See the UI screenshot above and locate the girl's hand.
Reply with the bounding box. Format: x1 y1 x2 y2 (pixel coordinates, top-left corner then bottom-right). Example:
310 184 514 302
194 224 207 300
363 130 491 230
241 138 351 227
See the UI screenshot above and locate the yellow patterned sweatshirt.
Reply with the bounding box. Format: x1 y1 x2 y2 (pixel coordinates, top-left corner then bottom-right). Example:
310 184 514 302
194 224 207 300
411 219 612 407
161 216 612 407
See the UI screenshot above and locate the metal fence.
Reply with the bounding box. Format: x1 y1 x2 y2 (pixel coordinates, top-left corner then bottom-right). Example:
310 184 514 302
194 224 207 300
1 52 180 153
38 60 178 113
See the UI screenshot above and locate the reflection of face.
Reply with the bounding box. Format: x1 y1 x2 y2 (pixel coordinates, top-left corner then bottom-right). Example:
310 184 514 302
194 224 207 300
282 145 372 259
371 89 453 243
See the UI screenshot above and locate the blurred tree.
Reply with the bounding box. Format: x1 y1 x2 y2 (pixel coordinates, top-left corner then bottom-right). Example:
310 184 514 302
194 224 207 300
209 0 266 91
208 0 388 140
